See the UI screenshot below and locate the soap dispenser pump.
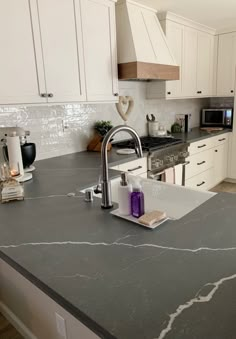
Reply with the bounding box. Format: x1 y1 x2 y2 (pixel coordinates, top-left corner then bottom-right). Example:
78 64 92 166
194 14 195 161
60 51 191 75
117 172 131 216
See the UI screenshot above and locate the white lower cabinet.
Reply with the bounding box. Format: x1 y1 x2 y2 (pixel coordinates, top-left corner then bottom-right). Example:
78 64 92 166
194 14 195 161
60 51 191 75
214 143 228 184
185 133 229 191
110 158 148 180
185 149 213 180
185 168 213 191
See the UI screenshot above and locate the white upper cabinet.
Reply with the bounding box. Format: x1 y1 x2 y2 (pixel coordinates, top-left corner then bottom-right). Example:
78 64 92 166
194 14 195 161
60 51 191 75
182 27 198 97
165 21 183 98
37 0 86 102
81 0 118 102
217 32 236 97
147 12 215 100
196 32 214 96
0 0 118 105
0 0 46 104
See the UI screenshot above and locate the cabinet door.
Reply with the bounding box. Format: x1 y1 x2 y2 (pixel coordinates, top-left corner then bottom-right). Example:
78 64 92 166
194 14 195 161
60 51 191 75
182 27 198 97
197 32 214 96
165 21 183 98
217 32 236 97
214 143 228 185
37 0 86 102
81 0 118 102
0 0 46 104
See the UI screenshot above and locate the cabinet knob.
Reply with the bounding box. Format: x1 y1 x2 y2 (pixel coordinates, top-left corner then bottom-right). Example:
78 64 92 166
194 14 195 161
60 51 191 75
40 93 47 98
114 93 119 97
48 93 54 98
231 90 234 93
167 91 171 95
215 150 218 153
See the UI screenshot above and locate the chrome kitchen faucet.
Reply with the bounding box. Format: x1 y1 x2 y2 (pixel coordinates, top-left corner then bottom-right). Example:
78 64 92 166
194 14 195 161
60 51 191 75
100 125 143 209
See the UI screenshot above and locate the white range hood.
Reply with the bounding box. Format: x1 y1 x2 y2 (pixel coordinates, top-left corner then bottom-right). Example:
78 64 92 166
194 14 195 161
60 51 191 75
116 0 180 80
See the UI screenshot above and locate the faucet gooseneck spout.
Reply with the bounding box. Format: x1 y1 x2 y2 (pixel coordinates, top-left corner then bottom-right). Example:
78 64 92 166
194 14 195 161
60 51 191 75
101 125 143 209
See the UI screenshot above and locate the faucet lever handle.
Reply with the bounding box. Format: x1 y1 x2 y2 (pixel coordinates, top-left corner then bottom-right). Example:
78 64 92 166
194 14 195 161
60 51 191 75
94 183 102 194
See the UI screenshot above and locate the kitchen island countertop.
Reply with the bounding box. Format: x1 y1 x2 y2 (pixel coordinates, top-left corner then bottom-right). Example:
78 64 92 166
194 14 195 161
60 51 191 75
1 151 236 339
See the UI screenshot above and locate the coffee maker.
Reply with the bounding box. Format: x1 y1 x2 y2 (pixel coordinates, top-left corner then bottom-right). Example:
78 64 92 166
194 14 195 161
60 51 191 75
0 127 36 181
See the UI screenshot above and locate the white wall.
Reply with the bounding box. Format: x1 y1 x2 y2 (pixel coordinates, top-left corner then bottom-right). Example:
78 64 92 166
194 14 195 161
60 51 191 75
0 82 209 160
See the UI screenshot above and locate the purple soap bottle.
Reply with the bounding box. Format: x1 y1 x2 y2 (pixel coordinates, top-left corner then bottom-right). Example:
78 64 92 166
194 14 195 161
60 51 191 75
131 183 144 218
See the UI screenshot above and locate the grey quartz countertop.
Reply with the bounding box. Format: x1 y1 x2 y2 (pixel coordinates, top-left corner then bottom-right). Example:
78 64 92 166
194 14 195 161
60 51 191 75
1 152 236 339
173 127 232 143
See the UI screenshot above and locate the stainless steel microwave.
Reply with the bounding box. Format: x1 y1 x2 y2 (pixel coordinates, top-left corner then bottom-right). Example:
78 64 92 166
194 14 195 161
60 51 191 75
201 108 233 128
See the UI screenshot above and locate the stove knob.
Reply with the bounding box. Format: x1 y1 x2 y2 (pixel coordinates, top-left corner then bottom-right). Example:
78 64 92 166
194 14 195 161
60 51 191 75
154 160 162 168
179 151 189 158
165 155 174 163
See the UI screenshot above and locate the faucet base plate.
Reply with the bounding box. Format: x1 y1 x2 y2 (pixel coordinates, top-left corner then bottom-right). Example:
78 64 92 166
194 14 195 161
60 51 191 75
101 204 113 210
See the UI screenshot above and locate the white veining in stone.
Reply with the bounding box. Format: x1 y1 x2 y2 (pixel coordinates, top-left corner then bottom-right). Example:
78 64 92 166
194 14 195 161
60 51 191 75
156 273 236 339
25 194 84 200
1 240 236 254
55 273 97 280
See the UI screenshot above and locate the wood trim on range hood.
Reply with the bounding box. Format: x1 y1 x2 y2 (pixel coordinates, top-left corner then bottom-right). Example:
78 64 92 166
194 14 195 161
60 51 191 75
118 62 180 81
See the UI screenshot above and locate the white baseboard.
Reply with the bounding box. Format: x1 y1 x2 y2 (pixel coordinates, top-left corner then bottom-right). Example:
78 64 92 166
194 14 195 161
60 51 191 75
0 301 37 339
225 178 236 184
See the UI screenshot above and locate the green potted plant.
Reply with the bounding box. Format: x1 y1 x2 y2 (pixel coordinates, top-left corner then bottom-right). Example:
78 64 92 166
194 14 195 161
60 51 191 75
87 120 113 152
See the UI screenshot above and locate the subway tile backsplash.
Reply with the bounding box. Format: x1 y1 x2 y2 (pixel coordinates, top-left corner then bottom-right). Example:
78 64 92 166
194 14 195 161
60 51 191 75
0 82 210 160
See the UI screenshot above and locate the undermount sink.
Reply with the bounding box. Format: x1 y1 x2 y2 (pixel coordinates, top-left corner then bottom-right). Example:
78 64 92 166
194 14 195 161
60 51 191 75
81 176 215 220
139 178 216 219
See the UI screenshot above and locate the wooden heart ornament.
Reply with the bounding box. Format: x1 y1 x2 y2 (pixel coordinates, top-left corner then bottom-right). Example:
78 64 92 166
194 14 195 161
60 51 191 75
115 96 134 122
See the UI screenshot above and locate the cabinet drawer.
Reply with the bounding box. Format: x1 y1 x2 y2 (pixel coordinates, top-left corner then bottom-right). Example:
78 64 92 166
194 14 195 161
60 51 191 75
211 133 229 147
185 149 213 180
118 158 147 175
188 138 214 156
185 168 213 191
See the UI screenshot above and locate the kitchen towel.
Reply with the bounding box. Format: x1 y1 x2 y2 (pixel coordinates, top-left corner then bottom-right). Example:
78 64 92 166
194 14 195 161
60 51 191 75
174 164 183 185
164 167 175 184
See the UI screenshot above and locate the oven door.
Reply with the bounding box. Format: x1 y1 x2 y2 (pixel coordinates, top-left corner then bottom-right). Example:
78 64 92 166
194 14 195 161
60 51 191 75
148 163 189 186
201 109 224 127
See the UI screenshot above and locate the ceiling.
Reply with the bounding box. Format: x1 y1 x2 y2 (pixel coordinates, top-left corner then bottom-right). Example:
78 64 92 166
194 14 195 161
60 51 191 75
135 0 236 30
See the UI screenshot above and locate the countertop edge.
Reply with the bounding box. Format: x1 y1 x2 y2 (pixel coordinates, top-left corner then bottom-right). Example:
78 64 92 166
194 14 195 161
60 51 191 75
0 252 116 339
172 128 232 144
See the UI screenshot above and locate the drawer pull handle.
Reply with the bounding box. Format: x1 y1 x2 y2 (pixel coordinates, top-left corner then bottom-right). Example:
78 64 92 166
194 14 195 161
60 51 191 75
197 181 205 187
198 144 206 149
197 161 206 166
183 161 190 166
128 166 142 172
218 138 226 142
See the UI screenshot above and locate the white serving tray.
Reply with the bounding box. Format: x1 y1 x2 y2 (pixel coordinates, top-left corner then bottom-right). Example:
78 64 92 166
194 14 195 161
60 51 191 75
110 209 170 230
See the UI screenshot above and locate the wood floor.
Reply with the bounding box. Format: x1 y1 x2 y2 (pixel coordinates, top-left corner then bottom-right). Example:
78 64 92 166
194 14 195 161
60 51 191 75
211 181 236 193
0 313 23 339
